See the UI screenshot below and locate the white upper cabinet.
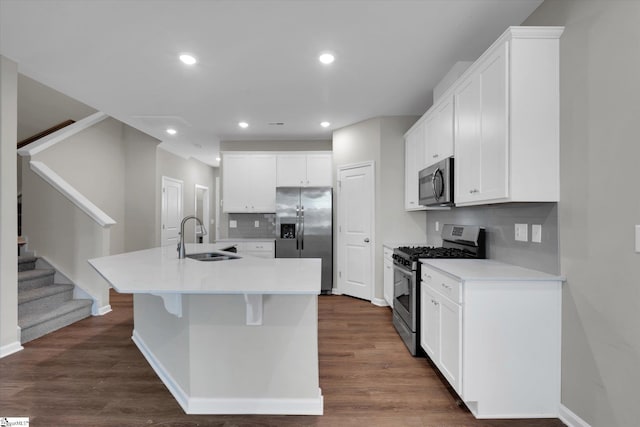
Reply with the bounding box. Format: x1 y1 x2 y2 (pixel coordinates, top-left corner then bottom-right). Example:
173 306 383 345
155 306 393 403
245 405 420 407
454 26 563 206
424 95 454 168
454 44 508 205
404 122 426 211
222 153 277 213
276 153 332 187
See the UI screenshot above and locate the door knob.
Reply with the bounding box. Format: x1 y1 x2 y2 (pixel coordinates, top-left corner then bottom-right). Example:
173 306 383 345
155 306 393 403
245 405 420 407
364 238 370 243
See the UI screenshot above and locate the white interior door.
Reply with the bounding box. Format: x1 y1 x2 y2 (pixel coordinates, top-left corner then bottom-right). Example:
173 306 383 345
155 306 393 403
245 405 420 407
337 162 374 301
161 176 183 247
194 184 210 242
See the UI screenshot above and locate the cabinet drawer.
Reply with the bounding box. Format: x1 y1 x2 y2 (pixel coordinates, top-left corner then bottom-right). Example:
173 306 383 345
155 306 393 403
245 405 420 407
421 266 462 303
244 241 274 252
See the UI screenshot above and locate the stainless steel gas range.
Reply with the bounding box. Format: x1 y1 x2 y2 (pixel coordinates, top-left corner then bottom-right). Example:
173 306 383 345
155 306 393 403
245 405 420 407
392 224 485 356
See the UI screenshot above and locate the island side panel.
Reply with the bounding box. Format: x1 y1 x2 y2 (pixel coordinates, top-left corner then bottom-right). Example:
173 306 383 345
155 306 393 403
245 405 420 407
133 294 192 401
188 294 320 399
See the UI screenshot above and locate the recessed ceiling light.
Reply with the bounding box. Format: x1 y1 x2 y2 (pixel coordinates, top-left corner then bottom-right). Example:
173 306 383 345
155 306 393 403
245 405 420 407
238 121 249 129
216 156 221 162
166 128 177 135
179 54 197 65
318 52 335 65
320 121 331 128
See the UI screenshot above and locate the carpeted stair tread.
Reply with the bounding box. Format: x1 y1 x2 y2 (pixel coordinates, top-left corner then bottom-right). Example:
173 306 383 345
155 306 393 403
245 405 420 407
18 268 56 290
18 255 37 272
18 268 55 281
18 283 74 305
18 255 37 264
19 298 93 330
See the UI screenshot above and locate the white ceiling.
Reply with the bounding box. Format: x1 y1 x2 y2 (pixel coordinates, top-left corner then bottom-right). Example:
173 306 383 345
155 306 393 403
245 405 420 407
0 0 542 166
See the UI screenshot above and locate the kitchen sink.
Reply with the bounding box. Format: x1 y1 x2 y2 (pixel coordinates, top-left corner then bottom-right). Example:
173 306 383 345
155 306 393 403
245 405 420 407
185 252 240 262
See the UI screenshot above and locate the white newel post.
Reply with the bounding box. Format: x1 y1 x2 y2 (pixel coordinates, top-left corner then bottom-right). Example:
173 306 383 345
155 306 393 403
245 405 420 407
0 55 22 357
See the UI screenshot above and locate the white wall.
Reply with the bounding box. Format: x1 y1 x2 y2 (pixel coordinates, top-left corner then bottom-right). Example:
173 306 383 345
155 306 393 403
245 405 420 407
0 56 21 357
332 116 427 301
31 118 127 254
123 126 159 252
524 1 640 426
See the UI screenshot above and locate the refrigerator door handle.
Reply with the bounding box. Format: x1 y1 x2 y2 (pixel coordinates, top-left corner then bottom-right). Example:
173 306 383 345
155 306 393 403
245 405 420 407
295 205 300 250
300 205 305 251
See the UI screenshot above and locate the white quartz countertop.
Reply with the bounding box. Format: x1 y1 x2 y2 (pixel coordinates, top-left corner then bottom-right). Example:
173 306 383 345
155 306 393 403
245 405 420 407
89 243 320 295
421 259 564 282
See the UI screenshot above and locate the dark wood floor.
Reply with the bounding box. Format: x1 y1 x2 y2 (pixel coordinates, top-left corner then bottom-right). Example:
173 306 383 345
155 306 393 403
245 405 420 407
0 290 564 427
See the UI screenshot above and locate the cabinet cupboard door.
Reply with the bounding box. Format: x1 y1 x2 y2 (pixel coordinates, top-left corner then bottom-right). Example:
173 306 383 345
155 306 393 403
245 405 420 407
249 155 277 211
439 296 462 394
420 283 440 360
277 154 307 186
222 155 252 212
306 154 332 186
454 76 481 204
277 153 332 187
477 43 508 202
434 98 454 162
384 258 394 308
455 43 508 205
223 154 276 212
404 124 425 210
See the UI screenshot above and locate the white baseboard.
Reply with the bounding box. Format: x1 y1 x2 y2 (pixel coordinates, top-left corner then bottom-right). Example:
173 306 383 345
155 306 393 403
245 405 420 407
559 404 591 427
0 341 24 358
371 297 389 307
132 329 323 415
331 288 341 295
94 304 112 316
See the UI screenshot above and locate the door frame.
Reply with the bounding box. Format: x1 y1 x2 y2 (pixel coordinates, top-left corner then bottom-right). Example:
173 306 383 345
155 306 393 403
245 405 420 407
336 160 376 301
161 176 184 247
194 184 210 242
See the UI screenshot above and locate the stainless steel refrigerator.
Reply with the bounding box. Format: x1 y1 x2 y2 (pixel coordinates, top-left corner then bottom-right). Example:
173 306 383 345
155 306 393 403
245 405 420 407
275 187 333 293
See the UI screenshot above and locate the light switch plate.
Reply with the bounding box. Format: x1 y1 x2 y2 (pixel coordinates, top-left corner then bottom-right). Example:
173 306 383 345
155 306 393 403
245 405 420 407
515 223 528 242
229 220 237 228
254 220 260 228
636 225 640 253
435 221 440 232
532 224 542 243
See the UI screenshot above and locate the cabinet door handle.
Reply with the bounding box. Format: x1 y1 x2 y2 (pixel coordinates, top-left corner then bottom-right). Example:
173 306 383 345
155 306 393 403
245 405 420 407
432 154 439 158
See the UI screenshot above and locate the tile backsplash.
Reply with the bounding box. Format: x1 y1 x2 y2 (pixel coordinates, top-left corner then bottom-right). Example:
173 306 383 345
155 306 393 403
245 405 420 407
228 213 276 239
426 202 559 274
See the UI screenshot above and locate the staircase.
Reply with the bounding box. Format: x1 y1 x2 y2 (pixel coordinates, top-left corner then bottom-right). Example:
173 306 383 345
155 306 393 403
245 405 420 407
18 255 93 344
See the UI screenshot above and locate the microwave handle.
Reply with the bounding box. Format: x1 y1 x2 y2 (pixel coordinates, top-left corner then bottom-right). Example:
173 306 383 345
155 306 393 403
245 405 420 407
431 167 440 202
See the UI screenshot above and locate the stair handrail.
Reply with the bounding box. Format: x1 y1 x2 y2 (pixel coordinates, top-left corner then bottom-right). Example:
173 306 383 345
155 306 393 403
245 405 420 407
29 160 116 228
17 112 108 157
17 119 76 149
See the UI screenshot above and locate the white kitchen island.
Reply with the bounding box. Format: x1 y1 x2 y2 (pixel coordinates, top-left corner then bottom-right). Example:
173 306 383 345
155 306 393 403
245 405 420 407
89 243 323 415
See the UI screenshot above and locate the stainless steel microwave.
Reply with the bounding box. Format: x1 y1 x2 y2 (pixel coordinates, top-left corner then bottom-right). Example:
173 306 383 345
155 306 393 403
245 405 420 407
418 158 454 207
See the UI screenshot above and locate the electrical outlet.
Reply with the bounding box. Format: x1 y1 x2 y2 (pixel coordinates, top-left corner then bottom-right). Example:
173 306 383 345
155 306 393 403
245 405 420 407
229 220 237 228
435 221 440 232
254 220 260 228
532 224 542 243
515 223 528 242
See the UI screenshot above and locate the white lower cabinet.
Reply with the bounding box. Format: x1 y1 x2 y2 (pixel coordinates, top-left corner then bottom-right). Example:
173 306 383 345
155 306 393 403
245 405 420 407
383 246 394 307
242 241 275 258
421 271 462 394
219 240 275 258
420 260 562 419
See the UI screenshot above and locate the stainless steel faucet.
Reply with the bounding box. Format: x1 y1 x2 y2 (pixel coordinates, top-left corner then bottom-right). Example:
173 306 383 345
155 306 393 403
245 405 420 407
177 215 207 259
